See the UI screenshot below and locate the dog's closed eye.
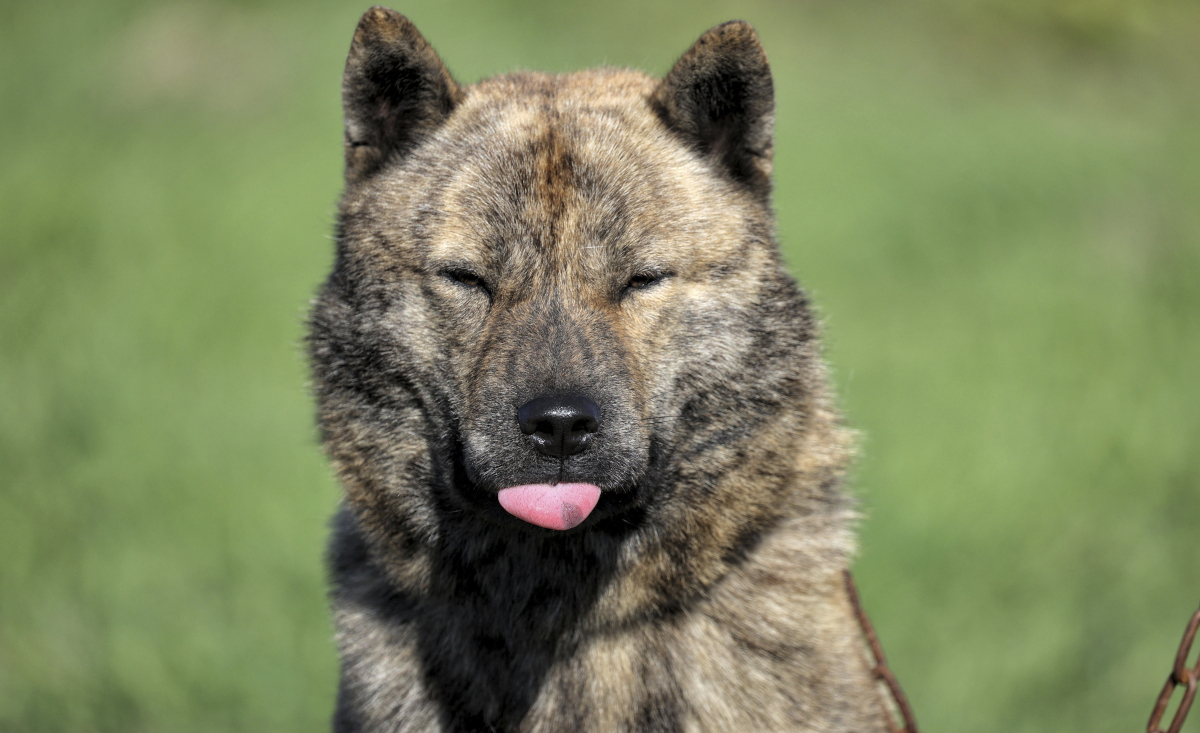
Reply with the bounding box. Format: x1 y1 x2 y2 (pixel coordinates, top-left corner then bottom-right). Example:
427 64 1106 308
442 268 491 297
624 271 672 294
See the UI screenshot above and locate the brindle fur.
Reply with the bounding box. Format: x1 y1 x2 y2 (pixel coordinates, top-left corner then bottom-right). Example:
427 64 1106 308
309 7 891 732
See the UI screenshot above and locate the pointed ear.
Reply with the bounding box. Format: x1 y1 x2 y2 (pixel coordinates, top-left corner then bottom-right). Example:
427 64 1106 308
651 21 775 198
341 7 462 183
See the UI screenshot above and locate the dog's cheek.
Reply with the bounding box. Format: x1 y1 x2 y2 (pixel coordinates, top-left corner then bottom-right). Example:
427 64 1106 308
659 281 758 381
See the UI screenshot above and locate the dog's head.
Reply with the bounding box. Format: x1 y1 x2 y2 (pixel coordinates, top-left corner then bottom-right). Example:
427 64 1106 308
311 9 833 552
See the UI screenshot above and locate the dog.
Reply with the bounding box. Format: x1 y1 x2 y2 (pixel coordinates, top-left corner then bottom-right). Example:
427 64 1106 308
308 7 892 731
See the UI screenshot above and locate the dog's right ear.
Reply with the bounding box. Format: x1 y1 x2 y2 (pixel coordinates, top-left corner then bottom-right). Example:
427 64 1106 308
341 7 462 183
652 21 775 199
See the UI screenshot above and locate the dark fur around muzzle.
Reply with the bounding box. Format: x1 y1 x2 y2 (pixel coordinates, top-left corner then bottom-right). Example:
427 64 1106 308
458 289 650 497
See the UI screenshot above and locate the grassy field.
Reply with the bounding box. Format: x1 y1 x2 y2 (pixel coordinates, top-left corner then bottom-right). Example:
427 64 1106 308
2 0 1198 731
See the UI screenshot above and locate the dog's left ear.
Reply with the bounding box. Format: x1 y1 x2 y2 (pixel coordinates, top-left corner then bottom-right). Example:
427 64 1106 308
652 21 774 199
341 7 463 184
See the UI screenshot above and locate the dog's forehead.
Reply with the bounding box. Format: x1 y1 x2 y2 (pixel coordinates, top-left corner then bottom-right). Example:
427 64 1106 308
368 69 757 272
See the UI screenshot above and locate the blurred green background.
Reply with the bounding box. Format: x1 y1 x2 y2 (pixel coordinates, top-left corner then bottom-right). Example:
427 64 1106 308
2 0 1198 730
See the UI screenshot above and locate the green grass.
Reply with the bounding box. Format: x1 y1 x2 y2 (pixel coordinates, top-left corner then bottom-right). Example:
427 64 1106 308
2 1 1197 731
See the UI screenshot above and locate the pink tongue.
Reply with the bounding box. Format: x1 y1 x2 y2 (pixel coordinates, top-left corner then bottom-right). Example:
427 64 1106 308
497 483 602 530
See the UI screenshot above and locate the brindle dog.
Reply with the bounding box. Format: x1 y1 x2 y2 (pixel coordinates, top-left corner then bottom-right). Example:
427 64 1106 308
309 7 890 731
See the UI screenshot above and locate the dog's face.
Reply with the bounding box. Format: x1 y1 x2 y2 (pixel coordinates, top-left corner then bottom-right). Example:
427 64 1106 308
312 9 819 544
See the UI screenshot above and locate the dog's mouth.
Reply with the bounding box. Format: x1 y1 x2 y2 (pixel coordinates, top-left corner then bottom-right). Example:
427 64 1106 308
496 483 602 530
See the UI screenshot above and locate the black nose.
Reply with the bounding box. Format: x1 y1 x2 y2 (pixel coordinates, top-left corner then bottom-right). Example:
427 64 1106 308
517 394 601 458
